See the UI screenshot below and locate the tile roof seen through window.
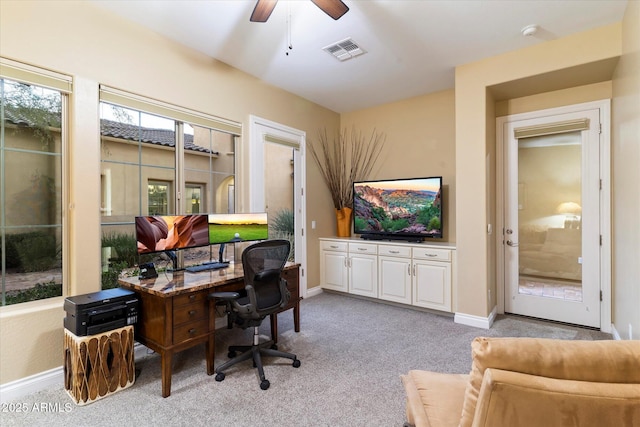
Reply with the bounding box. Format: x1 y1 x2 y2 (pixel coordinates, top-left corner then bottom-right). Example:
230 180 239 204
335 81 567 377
4 108 218 155
100 119 218 155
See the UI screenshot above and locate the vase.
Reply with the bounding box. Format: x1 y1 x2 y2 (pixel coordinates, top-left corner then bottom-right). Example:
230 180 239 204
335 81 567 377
335 207 353 237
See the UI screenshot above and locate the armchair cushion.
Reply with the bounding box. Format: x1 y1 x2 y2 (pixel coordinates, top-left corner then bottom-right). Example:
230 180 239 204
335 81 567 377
473 368 640 427
459 337 640 427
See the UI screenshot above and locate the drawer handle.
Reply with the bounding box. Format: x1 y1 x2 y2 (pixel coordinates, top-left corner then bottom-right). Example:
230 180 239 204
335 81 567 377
189 310 196 316
189 295 196 300
425 254 437 257
330 245 339 249
390 250 399 254
189 328 197 335
357 248 367 251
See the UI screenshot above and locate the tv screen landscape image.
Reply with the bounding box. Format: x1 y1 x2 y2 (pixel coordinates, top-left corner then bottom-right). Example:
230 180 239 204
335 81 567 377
135 214 210 254
208 213 268 245
353 176 443 241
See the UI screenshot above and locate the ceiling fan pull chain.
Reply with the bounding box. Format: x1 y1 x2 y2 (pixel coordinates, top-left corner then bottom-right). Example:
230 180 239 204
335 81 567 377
286 1 293 55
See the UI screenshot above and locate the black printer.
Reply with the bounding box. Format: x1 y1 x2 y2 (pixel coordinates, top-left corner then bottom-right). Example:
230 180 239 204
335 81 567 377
64 287 138 336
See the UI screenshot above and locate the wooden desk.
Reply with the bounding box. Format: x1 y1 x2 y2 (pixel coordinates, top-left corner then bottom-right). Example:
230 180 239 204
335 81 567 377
118 263 300 397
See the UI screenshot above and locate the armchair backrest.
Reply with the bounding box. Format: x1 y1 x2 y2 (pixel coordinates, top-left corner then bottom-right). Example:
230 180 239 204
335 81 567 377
241 239 291 317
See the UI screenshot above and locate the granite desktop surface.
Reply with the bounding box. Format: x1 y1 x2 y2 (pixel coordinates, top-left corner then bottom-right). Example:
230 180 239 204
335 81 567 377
118 262 298 298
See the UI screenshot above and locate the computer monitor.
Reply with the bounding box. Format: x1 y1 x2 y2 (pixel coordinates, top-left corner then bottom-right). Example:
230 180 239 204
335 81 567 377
208 213 269 245
135 214 209 254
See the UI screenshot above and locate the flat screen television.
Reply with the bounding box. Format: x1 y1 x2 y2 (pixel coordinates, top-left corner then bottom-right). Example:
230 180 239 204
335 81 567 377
353 176 443 242
135 214 210 254
208 213 269 245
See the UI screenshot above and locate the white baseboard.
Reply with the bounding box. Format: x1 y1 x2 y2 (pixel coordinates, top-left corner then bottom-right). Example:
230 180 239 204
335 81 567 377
454 306 497 329
0 367 63 404
306 286 323 298
0 343 152 404
610 323 622 340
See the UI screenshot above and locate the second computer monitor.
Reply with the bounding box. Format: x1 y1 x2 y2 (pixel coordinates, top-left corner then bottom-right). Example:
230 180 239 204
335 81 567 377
208 213 268 245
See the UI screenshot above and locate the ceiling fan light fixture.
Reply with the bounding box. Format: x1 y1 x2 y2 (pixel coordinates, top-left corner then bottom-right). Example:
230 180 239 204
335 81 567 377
323 38 365 62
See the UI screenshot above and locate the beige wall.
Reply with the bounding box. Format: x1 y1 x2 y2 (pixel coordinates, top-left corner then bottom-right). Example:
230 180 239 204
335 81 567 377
1 0 637 387
340 89 456 242
455 23 622 318
0 1 339 384
612 0 640 339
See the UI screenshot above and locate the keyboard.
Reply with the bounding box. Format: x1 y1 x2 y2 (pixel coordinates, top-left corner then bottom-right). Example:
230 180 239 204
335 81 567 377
185 262 229 273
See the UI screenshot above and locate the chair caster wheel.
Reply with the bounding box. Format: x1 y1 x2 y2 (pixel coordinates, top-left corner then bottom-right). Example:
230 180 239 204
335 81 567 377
260 379 270 390
228 351 236 358
215 372 225 382
292 359 301 368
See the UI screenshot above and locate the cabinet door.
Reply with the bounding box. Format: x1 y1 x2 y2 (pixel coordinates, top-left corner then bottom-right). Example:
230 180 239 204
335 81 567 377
412 260 451 311
320 250 348 292
378 256 412 304
349 254 378 297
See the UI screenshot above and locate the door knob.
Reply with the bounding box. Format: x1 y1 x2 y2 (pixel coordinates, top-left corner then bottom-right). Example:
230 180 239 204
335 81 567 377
506 240 519 247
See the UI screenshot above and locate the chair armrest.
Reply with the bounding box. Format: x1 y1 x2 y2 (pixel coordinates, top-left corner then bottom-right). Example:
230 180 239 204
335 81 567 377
208 291 240 301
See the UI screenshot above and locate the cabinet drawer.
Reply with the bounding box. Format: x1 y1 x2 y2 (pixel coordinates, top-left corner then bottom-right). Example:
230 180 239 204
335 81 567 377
173 318 208 343
173 302 206 325
348 242 377 255
412 247 451 262
173 291 207 307
321 240 348 252
378 245 411 257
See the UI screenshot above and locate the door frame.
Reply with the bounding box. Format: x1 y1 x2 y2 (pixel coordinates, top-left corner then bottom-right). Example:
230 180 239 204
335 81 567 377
495 100 611 332
249 115 307 298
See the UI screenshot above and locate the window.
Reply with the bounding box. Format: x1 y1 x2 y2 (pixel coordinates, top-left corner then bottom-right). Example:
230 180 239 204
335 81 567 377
148 181 171 215
185 185 202 214
1 58 71 306
99 86 240 287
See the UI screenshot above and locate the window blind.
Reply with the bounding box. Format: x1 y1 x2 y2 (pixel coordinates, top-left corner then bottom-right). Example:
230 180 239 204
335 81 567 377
99 85 241 135
0 57 72 93
514 118 590 139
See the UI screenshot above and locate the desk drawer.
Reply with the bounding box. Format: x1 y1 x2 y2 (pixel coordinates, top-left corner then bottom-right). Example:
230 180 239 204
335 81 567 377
173 291 206 307
173 303 206 325
173 318 208 343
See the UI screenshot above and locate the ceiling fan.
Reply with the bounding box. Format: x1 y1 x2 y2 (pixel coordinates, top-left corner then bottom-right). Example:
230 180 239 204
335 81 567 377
250 0 349 22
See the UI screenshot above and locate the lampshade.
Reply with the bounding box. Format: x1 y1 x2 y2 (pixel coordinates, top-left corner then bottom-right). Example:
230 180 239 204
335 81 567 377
557 201 581 215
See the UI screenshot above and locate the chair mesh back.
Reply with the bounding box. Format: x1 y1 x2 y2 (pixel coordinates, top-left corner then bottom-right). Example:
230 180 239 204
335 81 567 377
242 239 291 311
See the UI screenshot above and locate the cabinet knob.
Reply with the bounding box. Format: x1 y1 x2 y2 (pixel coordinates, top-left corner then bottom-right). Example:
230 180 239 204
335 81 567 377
189 310 196 316
189 328 196 335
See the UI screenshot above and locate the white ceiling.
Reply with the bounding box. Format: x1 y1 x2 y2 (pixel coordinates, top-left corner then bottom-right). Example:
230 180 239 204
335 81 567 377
90 0 628 113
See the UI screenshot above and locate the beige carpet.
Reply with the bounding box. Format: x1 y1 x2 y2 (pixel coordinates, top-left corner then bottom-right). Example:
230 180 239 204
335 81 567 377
1 292 610 427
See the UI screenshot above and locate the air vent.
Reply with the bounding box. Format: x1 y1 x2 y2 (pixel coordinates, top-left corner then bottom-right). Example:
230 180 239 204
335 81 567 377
322 38 366 61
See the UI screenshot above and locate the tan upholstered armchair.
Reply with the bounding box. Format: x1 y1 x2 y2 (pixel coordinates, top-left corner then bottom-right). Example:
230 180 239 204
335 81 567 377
401 337 640 427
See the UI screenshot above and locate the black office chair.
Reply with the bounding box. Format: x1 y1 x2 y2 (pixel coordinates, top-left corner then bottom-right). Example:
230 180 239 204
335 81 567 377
209 239 300 390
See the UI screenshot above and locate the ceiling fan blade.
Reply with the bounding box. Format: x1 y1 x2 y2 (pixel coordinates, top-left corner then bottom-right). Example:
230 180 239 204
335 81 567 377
311 0 349 20
250 0 278 22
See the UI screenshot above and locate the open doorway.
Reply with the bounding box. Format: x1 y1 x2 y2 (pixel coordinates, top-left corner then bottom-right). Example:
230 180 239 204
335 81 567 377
249 116 307 297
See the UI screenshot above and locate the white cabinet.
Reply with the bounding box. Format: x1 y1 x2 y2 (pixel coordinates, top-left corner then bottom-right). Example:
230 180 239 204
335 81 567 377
347 242 378 298
378 245 412 304
319 240 378 297
320 238 455 313
320 240 348 292
412 246 452 311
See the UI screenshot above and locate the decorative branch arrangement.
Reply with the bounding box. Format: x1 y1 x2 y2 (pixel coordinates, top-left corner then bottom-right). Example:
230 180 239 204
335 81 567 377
308 128 386 210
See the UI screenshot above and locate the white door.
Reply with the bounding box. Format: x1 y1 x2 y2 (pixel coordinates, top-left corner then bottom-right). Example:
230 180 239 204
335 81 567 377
502 107 604 328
